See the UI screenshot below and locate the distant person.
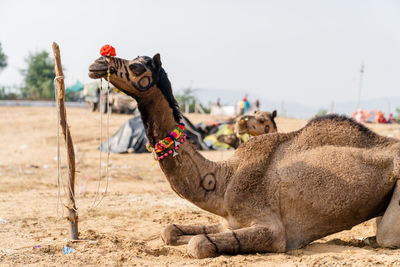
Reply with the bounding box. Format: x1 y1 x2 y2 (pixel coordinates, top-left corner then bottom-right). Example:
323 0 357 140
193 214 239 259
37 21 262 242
354 109 364 123
239 99 245 115
255 99 260 111
217 98 221 108
378 111 387 124
388 113 393 123
244 96 250 114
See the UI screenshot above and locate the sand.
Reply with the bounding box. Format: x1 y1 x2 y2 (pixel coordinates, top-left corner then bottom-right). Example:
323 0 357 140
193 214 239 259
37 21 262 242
1 106 400 266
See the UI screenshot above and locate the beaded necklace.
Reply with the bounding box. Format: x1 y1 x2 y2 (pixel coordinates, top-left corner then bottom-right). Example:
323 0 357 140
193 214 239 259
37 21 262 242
146 123 186 160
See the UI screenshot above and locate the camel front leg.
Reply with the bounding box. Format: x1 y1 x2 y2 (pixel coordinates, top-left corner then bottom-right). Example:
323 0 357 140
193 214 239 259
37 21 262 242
161 223 225 245
187 225 286 259
376 181 400 248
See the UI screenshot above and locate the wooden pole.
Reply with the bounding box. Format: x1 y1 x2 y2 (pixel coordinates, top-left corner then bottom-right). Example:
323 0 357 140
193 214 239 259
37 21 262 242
52 42 79 240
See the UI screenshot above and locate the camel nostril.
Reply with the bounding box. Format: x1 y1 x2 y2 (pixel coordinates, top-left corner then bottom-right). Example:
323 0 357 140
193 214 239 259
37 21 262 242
252 125 256 129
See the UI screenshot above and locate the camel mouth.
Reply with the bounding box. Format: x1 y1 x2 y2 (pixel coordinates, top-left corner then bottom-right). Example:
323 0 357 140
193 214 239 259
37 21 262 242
88 61 108 79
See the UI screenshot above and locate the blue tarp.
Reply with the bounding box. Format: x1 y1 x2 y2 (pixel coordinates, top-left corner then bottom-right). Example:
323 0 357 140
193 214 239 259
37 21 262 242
66 80 84 93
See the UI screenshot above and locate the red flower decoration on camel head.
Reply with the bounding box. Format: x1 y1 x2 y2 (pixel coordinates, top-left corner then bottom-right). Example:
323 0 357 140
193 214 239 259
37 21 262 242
100 44 116 57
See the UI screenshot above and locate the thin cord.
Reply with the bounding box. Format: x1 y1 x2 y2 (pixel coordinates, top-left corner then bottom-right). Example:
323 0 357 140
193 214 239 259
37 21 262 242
95 70 111 206
90 78 103 208
95 77 111 206
90 68 111 208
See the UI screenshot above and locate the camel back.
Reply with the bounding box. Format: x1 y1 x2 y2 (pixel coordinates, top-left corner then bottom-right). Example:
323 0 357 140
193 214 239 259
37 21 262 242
233 114 399 169
292 114 396 151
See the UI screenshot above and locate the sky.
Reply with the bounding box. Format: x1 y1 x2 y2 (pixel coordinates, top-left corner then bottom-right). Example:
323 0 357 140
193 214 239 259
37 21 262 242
0 0 399 108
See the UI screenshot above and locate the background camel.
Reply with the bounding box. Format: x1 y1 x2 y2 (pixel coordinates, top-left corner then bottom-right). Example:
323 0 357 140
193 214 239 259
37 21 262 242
88 54 400 258
236 110 277 136
217 110 278 149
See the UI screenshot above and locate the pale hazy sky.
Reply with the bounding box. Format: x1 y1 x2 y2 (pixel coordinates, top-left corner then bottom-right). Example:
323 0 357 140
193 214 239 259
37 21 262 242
0 0 399 106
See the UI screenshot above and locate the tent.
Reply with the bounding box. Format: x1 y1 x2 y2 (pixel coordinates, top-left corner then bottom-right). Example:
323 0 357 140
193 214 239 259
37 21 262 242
100 115 212 153
66 80 84 93
100 116 148 153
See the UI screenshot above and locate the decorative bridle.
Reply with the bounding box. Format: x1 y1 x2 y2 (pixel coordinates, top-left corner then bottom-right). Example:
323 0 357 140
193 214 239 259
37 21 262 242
146 123 187 161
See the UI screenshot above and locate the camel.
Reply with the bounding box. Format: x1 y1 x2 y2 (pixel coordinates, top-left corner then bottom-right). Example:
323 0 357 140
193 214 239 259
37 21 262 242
217 110 278 149
88 54 400 258
236 110 278 136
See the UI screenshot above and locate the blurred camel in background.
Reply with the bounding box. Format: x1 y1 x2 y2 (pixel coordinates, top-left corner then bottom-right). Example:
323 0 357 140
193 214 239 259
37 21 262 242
217 110 277 149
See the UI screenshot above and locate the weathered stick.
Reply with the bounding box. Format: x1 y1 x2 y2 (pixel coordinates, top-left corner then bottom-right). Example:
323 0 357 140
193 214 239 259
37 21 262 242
52 42 79 240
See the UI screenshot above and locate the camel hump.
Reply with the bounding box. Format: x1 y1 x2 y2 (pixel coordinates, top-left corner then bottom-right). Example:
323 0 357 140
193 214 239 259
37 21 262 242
291 114 399 151
306 114 372 135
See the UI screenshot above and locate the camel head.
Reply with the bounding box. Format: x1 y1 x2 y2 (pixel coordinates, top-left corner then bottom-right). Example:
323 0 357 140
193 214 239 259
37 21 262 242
236 110 277 136
88 54 181 123
216 134 241 149
88 54 163 98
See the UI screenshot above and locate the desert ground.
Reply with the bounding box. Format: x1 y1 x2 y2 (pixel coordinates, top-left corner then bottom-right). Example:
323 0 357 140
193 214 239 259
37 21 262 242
1 106 400 266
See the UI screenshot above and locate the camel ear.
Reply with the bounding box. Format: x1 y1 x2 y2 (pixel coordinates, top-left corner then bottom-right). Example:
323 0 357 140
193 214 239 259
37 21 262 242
152 53 162 71
272 110 277 119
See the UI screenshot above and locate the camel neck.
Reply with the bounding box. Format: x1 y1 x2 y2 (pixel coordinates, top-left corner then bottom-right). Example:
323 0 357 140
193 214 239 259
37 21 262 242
137 88 231 217
137 89 178 146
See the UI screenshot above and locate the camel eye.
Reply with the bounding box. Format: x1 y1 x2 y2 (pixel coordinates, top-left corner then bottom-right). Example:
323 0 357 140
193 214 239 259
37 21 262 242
129 63 146 76
259 119 265 124
109 66 117 74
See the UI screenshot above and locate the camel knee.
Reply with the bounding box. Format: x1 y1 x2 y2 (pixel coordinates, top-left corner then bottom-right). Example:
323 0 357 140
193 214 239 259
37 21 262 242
376 219 400 248
376 233 400 248
187 235 217 259
376 181 400 248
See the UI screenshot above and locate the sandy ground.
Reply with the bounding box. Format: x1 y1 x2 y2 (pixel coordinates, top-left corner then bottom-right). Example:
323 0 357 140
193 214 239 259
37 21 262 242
1 106 400 266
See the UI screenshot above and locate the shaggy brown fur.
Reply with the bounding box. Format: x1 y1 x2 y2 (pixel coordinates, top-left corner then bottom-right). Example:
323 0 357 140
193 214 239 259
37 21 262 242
89 54 400 258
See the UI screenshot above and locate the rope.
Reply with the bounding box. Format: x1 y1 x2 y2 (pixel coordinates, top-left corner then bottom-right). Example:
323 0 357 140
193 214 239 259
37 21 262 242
90 78 103 208
90 67 111 208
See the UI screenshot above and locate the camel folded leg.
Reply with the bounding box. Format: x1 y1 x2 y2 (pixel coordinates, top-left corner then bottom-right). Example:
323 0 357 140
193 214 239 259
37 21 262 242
186 225 286 259
376 180 400 248
161 223 225 245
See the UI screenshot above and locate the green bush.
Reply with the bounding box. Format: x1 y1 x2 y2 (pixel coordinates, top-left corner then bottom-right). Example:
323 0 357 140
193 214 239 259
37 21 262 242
316 109 328 117
20 51 56 99
0 42 7 72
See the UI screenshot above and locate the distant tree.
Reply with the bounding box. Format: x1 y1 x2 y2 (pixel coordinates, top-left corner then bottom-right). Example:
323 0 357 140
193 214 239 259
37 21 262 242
175 88 195 109
20 50 55 99
316 109 328 117
0 42 7 72
0 86 6 99
0 85 19 100
175 88 210 113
